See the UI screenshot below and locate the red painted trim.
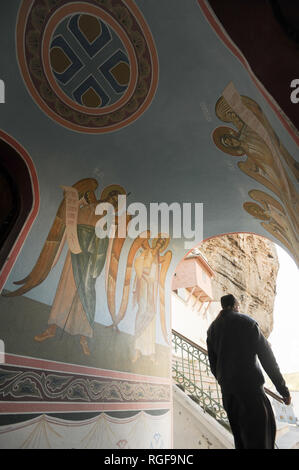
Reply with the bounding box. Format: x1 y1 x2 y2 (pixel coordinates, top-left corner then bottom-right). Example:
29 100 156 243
0 131 39 292
198 0 299 146
0 402 172 414
3 353 171 385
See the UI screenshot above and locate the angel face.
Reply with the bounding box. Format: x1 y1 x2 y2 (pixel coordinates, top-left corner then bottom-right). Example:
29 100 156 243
155 238 167 251
106 190 120 209
84 190 97 204
221 134 240 149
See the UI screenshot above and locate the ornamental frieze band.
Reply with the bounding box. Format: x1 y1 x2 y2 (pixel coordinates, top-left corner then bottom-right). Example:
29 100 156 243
0 366 170 403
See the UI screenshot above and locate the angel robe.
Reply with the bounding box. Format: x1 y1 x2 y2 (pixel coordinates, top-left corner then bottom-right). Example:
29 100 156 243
133 251 159 357
48 224 109 338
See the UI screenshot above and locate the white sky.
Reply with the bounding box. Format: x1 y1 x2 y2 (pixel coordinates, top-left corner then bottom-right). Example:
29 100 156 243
268 245 299 374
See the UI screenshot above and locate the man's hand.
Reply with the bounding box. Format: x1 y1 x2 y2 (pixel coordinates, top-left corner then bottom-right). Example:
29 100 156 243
283 395 291 405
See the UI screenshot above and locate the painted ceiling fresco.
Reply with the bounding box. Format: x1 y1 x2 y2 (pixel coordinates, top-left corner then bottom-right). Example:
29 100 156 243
17 0 159 133
0 0 298 449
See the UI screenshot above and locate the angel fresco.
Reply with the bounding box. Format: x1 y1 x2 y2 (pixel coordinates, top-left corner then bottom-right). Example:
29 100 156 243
212 85 299 266
3 178 127 356
104 231 172 364
132 235 172 363
244 189 299 266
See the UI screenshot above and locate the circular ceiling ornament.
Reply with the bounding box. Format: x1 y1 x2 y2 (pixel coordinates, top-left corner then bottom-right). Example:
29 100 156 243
17 0 159 133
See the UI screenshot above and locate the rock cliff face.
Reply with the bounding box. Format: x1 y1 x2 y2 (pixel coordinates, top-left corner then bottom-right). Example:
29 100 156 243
199 233 279 338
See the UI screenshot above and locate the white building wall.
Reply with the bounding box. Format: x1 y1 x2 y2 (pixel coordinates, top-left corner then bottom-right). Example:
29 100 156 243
171 291 220 348
173 385 233 449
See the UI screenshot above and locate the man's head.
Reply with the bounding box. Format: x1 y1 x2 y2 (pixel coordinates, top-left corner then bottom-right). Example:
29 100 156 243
221 294 239 311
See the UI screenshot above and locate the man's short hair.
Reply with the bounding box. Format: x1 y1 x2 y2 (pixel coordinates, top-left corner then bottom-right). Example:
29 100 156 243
221 294 237 310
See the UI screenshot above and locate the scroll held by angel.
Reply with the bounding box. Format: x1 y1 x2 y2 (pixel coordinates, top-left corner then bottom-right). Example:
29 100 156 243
4 178 127 356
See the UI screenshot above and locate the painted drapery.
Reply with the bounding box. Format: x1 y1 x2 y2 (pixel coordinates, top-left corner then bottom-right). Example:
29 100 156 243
0 411 171 449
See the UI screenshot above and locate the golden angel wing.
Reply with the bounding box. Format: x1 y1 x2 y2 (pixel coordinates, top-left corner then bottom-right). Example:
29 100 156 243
105 215 133 322
115 233 151 326
238 159 281 200
3 200 66 297
106 231 150 327
106 236 127 324
242 95 299 181
159 250 172 345
3 178 99 297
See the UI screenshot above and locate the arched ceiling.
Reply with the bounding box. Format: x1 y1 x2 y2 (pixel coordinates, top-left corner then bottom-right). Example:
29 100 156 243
208 0 299 133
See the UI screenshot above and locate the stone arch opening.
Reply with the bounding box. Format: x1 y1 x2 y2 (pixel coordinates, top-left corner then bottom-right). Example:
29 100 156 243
171 232 281 347
171 232 299 447
0 132 39 291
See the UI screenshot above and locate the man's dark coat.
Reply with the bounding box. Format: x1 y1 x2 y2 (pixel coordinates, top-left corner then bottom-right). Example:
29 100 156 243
206 309 290 449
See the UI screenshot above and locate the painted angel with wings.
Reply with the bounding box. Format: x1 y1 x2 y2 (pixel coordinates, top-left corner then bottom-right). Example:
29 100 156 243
104 231 172 364
212 91 299 265
132 235 172 363
4 178 127 356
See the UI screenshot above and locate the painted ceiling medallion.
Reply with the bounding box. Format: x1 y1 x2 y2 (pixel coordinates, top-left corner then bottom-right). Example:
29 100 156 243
17 0 158 133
